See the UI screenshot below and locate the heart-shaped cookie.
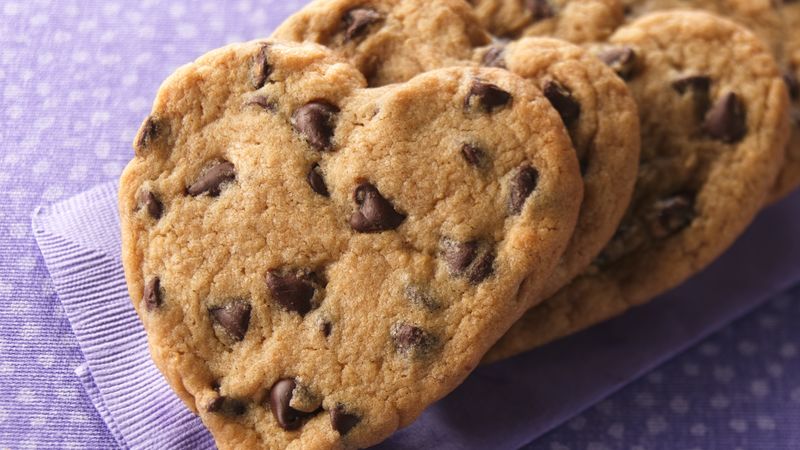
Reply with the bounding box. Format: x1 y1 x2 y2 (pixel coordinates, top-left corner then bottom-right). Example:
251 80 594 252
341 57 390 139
120 41 582 448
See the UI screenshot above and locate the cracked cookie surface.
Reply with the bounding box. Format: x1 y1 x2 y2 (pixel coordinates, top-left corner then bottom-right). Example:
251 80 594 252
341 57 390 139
119 41 582 449
485 11 790 361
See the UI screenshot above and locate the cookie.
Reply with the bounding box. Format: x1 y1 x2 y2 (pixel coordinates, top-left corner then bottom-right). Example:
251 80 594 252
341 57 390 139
120 41 583 448
270 0 490 87
477 37 640 298
770 2 800 200
484 11 790 362
468 0 626 43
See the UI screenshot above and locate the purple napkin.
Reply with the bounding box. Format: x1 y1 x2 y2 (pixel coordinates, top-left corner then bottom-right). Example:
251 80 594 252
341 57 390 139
32 181 800 450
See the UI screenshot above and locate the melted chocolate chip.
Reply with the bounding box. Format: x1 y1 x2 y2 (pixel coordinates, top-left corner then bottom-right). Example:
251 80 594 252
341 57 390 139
330 404 360 435
703 92 747 143
266 271 315 316
525 0 555 22
143 277 162 311
390 323 437 357
646 195 695 239
784 69 799 101
245 95 276 111
292 101 339 151
404 285 441 312
461 143 486 167
307 163 330 197
321 321 332 337
441 239 478 275
509 165 539 215
464 79 512 113
481 46 507 69
251 44 272 89
207 396 247 416
187 161 236 197
138 190 163 219
543 80 581 127
343 8 383 41
466 251 494 284
134 115 165 156
350 182 406 232
209 300 251 342
597 46 637 80
269 379 310 430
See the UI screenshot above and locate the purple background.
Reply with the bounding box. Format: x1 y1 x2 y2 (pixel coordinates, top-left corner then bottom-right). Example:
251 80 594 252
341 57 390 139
1 1 799 448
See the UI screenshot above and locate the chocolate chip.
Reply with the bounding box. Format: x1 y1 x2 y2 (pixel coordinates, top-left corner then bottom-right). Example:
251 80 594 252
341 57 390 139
207 396 247 416
134 115 164 156
209 300 251 342
597 46 637 80
671 75 711 95
187 161 236 197
143 277 162 311
464 79 512 113
390 323 437 356
481 46 507 69
509 165 539 215
404 285 441 312
266 271 315 316
321 321 332 337
465 251 494 284
441 239 478 275
251 44 272 89
138 190 163 219
292 101 339 151
211 380 221 392
350 182 406 232
543 80 580 127
269 379 311 431
343 8 383 41
245 95 276 111
646 195 695 239
307 163 330 197
330 404 360 435
525 0 555 21
461 143 486 167
703 92 747 143
784 69 799 101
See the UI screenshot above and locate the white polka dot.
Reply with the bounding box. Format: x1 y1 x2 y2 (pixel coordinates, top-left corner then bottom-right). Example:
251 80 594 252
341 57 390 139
30 413 48 427
3 84 22 99
128 96 150 112
99 30 117 44
53 30 72 44
0 362 12 376
670 396 690 414
103 161 123 177
790 386 800 403
37 353 55 368
10 222 28 239
756 416 776 431
607 422 624 439
29 13 48 26
69 411 90 424
771 294 791 311
32 159 51 175
7 104 23 120
56 386 79 401
95 141 111 158
69 164 89 181
20 439 38 450
77 19 97 33
729 418 748 433
92 87 111 101
710 394 730 409
550 443 570 450
737 340 758 356
750 379 770 398
42 185 64 202
3 2 20 16
635 392 656 407
102 2 122 16
91 110 110 126
595 399 614 415
568 415 586 431
767 362 783 378
19 322 42 339
780 343 797 359
0 406 8 424
713 366 735 383
647 416 668 435
71 50 90 63
122 73 138 87
690 423 708 437
15 388 36 404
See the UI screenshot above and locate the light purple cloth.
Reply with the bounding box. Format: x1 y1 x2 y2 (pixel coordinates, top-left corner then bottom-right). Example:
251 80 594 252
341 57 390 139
31 180 800 449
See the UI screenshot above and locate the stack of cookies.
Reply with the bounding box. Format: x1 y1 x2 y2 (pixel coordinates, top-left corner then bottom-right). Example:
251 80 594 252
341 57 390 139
119 0 796 448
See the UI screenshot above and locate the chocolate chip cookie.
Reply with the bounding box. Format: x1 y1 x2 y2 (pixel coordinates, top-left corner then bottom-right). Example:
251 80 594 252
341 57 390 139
271 0 490 87
478 37 640 298
485 11 791 362
120 41 583 448
770 2 800 200
469 0 626 43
